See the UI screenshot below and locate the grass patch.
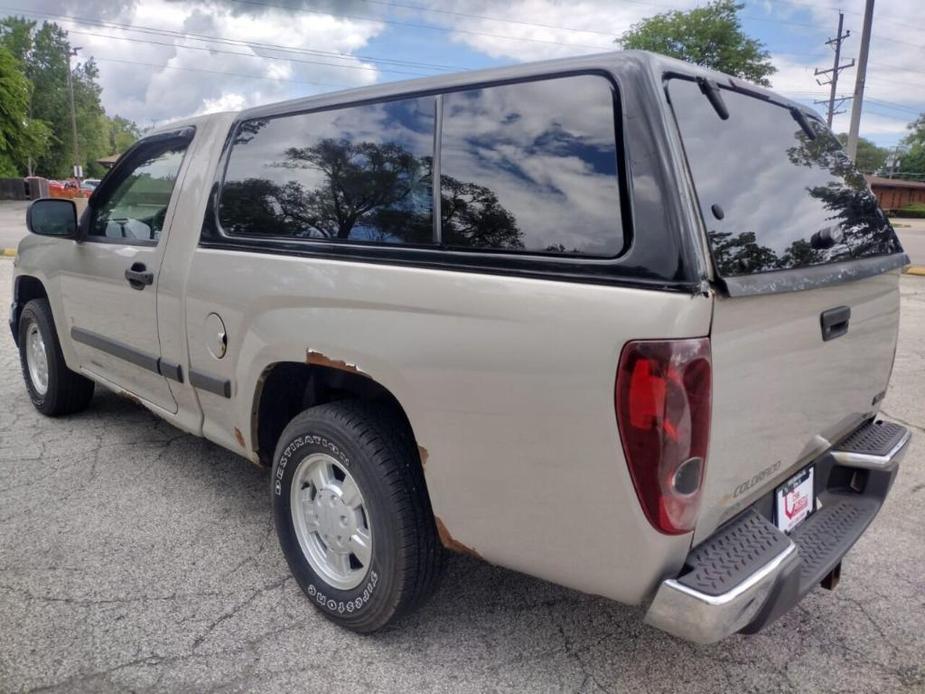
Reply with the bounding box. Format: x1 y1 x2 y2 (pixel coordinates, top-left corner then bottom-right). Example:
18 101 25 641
893 203 925 218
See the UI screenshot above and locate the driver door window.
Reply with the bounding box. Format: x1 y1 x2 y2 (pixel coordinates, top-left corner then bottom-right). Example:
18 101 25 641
90 147 186 243
60 135 192 412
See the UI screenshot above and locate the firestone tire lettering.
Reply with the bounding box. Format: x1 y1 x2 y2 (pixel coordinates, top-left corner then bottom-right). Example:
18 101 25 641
307 571 379 616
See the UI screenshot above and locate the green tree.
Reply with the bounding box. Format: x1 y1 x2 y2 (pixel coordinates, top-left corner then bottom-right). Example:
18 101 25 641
71 57 109 177
106 115 141 155
16 21 71 177
617 0 775 86
0 43 50 175
897 113 925 181
0 17 114 178
836 133 888 173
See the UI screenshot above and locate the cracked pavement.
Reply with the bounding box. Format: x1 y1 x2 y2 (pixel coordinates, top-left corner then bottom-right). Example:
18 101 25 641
0 257 923 693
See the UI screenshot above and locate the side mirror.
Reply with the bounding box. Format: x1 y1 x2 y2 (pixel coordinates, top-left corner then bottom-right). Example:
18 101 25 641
26 198 79 238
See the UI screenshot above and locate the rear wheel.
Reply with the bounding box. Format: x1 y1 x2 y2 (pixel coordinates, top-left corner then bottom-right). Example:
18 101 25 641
18 299 95 416
272 400 444 633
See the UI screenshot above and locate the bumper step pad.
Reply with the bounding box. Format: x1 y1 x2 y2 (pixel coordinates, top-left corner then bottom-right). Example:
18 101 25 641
677 510 790 596
790 493 879 594
835 420 907 456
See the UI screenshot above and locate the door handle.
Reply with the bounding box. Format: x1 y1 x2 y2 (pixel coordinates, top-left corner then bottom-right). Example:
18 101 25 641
125 262 154 290
820 305 850 342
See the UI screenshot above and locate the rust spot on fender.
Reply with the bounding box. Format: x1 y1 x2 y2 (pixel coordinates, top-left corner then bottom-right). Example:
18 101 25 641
418 445 429 469
234 427 246 448
305 349 368 377
434 516 482 560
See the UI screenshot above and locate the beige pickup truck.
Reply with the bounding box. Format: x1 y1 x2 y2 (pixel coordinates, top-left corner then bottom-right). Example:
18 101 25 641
12 51 911 642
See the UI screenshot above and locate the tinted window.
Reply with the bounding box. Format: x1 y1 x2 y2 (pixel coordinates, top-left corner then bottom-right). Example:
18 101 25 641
669 78 901 277
220 97 435 245
90 147 186 242
440 75 624 256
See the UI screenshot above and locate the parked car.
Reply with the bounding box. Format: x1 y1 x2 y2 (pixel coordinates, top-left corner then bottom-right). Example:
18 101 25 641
47 178 84 199
45 180 66 197
11 51 911 642
80 178 101 193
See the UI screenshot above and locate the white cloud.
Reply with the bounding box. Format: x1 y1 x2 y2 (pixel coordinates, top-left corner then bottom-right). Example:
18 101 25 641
5 0 920 145
196 92 247 115
8 0 386 124
413 0 921 145
418 0 701 62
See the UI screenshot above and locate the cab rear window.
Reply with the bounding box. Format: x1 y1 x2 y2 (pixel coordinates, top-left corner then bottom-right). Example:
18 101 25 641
668 78 902 277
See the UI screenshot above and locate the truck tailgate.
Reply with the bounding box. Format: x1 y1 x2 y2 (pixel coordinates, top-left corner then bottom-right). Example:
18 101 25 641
696 270 900 542
665 76 907 544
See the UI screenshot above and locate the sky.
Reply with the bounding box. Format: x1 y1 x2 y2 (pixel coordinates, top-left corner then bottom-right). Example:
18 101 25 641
2 0 922 148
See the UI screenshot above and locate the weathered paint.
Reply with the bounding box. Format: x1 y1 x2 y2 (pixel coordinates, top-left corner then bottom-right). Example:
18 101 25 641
305 350 368 377
434 516 482 560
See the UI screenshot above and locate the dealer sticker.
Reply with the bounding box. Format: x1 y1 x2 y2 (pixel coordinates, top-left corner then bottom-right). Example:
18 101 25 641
775 467 814 534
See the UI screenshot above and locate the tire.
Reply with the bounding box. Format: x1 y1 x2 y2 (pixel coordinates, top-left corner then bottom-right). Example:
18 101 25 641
18 298 95 416
272 399 444 633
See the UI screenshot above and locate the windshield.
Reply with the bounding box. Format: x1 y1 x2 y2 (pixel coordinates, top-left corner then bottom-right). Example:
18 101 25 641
668 78 902 277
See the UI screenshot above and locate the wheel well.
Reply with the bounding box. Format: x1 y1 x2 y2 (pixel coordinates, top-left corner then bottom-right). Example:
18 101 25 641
253 362 418 467
12 276 48 345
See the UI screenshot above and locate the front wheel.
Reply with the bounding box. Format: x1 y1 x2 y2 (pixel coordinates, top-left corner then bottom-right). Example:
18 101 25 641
272 400 444 633
18 298 95 416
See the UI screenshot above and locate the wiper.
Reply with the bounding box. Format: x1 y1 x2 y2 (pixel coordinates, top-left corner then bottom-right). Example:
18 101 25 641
790 108 817 140
696 78 729 120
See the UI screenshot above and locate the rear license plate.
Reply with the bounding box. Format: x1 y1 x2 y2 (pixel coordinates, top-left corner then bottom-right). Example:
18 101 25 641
775 467 814 533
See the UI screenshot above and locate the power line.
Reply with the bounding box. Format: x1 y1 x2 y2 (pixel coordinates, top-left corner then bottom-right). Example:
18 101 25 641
21 4 925 97
62 27 436 78
313 0 925 47
1 7 467 74
355 0 620 36
92 55 355 90
19 4 925 90
866 98 921 115
5 0 923 138
228 0 615 50
361 0 884 34
758 0 925 34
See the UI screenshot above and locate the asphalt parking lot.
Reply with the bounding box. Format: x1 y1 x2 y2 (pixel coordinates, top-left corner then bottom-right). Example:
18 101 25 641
892 217 925 268
0 257 923 693
0 201 28 252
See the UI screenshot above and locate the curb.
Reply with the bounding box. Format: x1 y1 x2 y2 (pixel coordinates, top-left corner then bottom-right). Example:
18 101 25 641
1 249 15 257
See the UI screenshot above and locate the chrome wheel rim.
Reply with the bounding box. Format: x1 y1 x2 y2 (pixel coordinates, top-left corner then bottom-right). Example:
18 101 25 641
25 323 49 396
291 453 372 590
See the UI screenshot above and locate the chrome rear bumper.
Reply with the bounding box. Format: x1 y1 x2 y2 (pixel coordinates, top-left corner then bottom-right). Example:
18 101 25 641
644 419 909 644
645 542 798 643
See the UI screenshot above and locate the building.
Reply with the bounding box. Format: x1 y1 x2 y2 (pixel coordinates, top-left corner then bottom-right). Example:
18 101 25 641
865 175 925 212
96 154 121 169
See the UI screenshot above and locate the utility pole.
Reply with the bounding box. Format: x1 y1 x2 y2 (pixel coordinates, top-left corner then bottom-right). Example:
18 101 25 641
846 0 875 161
888 145 902 178
66 46 81 179
813 12 854 127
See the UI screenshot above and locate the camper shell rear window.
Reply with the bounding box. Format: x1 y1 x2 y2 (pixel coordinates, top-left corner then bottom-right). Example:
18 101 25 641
668 77 902 278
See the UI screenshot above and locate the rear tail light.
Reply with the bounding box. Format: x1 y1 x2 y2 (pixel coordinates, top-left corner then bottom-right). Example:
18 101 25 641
615 338 712 534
